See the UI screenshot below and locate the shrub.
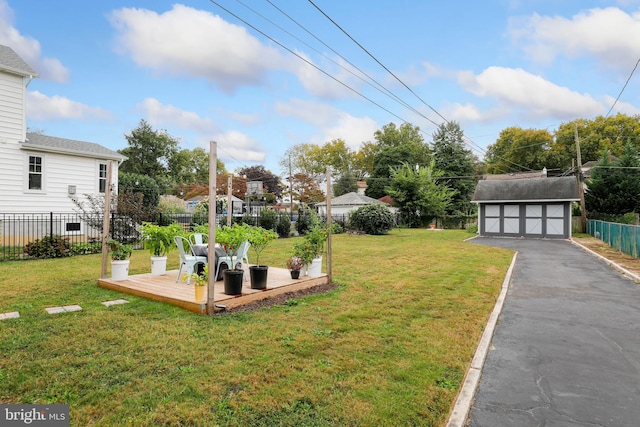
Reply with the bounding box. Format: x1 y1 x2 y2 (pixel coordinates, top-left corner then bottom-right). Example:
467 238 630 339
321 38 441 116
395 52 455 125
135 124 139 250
258 209 278 231
276 214 292 238
71 241 102 255
349 204 396 235
25 235 72 259
330 222 344 234
296 207 318 235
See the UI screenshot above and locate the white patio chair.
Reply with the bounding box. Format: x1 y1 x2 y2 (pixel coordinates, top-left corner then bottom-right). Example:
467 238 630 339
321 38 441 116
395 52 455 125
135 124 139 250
175 236 207 284
189 233 206 245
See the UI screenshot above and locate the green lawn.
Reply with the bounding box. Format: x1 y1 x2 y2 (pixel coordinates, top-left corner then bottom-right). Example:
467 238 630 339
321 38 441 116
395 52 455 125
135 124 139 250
0 229 513 426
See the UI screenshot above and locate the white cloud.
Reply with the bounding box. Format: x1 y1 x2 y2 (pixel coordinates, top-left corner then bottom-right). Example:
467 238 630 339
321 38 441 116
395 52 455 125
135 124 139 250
319 113 379 148
109 4 284 92
27 91 111 120
603 95 640 116
509 7 640 69
209 130 266 164
276 98 378 149
291 54 363 99
0 0 68 82
458 66 605 120
137 98 217 134
275 99 340 127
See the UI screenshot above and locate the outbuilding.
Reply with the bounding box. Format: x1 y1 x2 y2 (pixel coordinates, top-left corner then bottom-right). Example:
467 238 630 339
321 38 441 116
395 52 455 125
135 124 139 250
471 176 580 239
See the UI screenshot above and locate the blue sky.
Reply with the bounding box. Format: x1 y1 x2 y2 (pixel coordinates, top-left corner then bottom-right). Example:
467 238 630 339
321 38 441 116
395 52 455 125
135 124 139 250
3 0 640 175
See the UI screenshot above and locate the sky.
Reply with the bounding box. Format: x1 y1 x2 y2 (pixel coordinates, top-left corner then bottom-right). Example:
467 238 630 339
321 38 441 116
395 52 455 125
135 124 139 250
3 0 640 176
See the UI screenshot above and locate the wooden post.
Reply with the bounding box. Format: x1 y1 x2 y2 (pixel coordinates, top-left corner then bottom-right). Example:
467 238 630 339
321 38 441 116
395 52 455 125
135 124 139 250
207 141 217 315
326 167 332 283
100 161 113 278
227 174 233 227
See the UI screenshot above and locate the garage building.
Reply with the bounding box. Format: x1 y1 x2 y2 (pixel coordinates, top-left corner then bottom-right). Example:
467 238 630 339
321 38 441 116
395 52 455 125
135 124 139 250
472 176 580 239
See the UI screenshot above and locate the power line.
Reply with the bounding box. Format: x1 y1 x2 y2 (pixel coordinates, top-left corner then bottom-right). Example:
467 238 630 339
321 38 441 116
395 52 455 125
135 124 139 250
606 57 640 118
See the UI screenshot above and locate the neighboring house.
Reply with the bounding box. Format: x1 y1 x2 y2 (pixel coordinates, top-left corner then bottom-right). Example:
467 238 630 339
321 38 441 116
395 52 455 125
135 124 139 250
471 176 580 239
0 45 125 215
185 195 244 213
316 191 393 217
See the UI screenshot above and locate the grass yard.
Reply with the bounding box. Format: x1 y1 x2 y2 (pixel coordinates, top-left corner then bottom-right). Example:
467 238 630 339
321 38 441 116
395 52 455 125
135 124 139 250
0 229 513 426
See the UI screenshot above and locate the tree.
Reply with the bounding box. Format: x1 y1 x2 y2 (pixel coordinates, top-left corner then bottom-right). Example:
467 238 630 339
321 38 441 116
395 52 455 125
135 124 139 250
333 170 358 197
585 143 640 216
485 127 553 174
118 172 160 212
548 114 640 171
365 122 431 199
118 119 180 193
431 121 476 215
167 147 225 187
291 173 325 204
385 161 454 227
236 165 283 198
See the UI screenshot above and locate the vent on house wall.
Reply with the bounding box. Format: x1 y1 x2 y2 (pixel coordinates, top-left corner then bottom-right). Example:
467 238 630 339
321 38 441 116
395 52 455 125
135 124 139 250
68 185 76 195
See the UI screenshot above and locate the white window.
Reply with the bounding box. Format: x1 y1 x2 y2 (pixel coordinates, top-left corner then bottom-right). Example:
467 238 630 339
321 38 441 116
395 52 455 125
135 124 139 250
99 163 107 193
28 155 43 191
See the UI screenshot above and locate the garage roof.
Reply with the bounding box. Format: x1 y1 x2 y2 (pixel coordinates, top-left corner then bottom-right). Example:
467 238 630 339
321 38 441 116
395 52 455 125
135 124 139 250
472 177 580 203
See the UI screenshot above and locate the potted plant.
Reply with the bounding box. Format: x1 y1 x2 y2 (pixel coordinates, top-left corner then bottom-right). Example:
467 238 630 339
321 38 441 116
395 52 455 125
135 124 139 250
108 239 133 281
247 226 278 289
294 225 327 277
140 222 183 275
185 265 208 302
286 256 304 279
216 223 250 295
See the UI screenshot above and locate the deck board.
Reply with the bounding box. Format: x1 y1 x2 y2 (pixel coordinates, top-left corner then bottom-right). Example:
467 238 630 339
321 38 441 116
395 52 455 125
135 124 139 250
98 266 328 314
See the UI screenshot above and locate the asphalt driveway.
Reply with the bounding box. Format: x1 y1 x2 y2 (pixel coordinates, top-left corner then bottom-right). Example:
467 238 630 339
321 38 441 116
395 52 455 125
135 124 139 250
466 237 640 427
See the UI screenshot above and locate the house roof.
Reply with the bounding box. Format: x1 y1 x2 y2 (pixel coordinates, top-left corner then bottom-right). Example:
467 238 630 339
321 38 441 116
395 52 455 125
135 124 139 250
21 133 127 162
0 45 38 77
471 177 580 203
316 191 386 206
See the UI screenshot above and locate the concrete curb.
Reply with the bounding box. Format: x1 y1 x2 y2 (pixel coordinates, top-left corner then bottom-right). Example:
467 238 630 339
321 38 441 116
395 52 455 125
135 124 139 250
571 239 640 284
446 251 518 427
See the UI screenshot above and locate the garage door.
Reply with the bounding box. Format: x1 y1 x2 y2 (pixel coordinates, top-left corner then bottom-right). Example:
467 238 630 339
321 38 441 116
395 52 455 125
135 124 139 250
481 203 569 238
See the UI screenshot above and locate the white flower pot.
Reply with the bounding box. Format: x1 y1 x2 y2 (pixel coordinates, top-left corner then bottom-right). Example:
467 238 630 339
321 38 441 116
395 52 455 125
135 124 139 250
111 260 130 281
151 256 167 276
307 256 322 278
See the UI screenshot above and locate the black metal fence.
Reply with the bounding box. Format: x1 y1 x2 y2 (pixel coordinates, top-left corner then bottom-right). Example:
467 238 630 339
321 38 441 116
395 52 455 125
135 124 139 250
0 211 353 261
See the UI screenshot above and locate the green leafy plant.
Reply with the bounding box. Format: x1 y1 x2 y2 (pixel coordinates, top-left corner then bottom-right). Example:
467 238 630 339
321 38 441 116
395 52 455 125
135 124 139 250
108 239 133 260
24 235 72 259
185 265 208 286
247 226 278 266
216 223 250 270
293 225 328 264
139 222 183 256
349 203 396 235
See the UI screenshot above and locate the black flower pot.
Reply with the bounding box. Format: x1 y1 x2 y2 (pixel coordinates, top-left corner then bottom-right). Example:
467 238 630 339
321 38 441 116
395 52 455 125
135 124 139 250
290 270 300 279
249 265 269 289
223 269 244 295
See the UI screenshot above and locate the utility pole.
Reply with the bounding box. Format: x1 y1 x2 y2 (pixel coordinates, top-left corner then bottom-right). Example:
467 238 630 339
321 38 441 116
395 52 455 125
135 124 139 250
575 124 587 232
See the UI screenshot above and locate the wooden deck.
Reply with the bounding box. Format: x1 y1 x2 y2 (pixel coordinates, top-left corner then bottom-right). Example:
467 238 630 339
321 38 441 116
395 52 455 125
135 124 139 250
97 266 328 315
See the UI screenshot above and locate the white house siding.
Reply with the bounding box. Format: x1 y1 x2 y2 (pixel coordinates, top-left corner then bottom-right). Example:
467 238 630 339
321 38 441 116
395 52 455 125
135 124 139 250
0 72 25 143
1 150 119 214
